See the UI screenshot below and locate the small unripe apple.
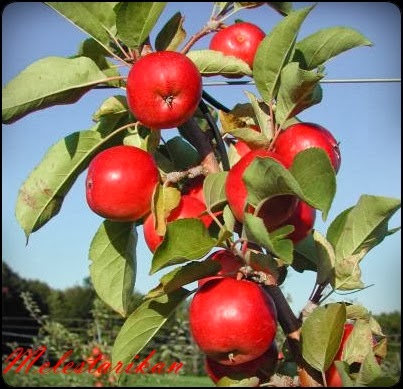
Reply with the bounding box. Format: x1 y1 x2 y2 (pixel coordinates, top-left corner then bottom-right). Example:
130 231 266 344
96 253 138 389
126 51 202 129
86 145 159 222
273 122 341 173
143 194 213 252
189 277 277 366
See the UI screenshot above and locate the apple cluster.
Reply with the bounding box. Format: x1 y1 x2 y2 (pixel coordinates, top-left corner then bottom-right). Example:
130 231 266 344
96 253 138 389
83 20 342 386
228 122 341 244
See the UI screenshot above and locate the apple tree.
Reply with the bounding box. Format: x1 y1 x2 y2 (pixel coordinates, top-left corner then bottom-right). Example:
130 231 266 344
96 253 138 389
2 2 400 387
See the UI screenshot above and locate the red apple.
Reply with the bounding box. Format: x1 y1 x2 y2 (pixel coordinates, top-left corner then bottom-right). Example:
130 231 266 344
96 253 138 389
126 51 202 129
280 201 316 244
143 194 213 252
198 249 244 287
225 149 296 224
205 341 278 384
273 122 341 173
325 323 354 387
209 22 266 68
257 195 299 232
86 145 159 222
189 278 277 365
182 175 206 204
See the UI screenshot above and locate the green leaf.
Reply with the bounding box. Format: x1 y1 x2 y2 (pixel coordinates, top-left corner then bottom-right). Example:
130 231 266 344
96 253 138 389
15 116 126 239
203 172 228 212
355 350 382 386
146 261 221 299
152 184 181 236
244 91 272 140
243 149 336 219
253 6 314 103
226 128 269 150
249 252 286 285
165 136 200 171
294 27 373 71
334 252 365 291
2 56 110 124
290 148 336 220
326 207 352 248
77 38 123 87
328 195 401 261
275 62 323 126
46 2 117 49
92 95 129 121
313 230 336 285
187 50 252 77
112 288 191 367
223 204 237 233
151 219 217 274
155 12 186 51
342 320 373 365
244 214 294 264
267 2 294 16
244 156 305 206
332 361 354 387
301 303 346 372
292 235 319 273
89 221 137 317
115 2 167 48
346 304 370 321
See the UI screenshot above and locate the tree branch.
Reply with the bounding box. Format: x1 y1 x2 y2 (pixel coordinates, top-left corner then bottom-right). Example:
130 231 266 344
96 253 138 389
178 118 221 174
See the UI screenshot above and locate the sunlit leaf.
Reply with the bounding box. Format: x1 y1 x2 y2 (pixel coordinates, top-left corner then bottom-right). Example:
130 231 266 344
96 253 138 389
89 221 137 317
15 116 126 239
115 2 166 48
253 6 314 102
2 56 109 124
155 12 186 51
146 261 221 299
275 62 323 126
112 288 191 367
151 219 217 274
301 303 346 372
294 27 373 70
187 50 252 77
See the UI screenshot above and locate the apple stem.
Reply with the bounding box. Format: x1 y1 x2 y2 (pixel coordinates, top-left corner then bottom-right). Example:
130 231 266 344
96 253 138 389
180 25 212 55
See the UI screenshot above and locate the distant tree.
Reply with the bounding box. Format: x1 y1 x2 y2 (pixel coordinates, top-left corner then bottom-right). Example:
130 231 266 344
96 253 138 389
375 311 401 337
2 261 50 317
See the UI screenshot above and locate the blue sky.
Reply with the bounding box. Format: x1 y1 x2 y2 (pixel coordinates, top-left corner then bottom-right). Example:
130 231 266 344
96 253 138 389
2 2 401 315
